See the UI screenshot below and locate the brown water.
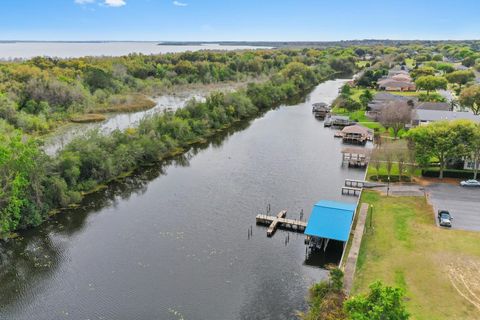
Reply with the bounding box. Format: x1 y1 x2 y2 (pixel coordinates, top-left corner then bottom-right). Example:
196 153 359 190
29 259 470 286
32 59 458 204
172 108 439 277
0 79 366 320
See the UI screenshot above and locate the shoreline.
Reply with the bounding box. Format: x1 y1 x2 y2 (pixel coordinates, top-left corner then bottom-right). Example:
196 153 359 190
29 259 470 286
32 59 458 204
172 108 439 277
6 71 339 239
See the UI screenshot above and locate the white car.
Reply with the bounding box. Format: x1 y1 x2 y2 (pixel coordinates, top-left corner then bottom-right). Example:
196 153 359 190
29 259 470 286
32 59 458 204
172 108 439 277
460 179 480 187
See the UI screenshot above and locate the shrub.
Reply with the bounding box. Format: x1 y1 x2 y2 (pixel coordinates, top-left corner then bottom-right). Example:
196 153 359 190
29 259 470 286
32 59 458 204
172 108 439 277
421 169 474 179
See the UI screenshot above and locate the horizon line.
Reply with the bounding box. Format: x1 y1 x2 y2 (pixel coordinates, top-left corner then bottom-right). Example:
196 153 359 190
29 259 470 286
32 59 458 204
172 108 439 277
1 39 480 43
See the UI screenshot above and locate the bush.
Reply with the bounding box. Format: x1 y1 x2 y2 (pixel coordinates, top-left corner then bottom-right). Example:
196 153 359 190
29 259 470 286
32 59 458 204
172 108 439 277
421 169 474 179
418 92 446 102
344 281 409 320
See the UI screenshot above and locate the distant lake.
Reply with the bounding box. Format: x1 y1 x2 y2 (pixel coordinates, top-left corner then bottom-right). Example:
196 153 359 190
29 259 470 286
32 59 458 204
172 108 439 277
0 42 270 60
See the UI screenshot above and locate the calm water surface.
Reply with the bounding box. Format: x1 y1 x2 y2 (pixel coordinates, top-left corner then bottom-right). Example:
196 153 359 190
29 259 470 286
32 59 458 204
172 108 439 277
0 42 269 60
44 92 207 155
0 80 366 320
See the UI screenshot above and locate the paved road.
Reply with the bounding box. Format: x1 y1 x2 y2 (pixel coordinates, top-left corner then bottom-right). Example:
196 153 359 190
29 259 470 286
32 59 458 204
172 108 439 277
427 183 480 232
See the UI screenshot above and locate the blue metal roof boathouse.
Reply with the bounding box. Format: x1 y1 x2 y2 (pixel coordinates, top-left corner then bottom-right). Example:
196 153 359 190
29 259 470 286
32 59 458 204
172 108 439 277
304 200 356 251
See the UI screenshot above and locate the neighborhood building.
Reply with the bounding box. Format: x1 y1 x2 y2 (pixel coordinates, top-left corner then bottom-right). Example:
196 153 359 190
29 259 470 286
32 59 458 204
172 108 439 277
377 65 416 91
412 110 480 126
415 101 452 111
464 159 480 171
377 79 416 91
366 92 416 119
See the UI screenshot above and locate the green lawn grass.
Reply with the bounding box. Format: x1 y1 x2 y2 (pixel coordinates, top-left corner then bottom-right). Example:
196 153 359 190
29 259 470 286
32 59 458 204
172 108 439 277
350 88 378 103
366 162 421 180
353 191 480 319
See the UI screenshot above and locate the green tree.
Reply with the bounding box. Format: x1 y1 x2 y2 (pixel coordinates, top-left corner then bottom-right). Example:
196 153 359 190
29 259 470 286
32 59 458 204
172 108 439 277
0 131 46 235
340 84 352 97
344 281 409 320
359 89 373 108
445 70 475 90
415 75 447 96
459 84 480 115
436 63 455 74
378 101 412 139
411 66 435 79
408 120 474 179
84 66 114 92
468 123 480 180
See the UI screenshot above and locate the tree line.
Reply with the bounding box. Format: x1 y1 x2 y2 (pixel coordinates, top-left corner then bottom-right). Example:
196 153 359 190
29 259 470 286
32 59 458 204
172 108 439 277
408 120 480 179
0 49 355 134
0 59 342 237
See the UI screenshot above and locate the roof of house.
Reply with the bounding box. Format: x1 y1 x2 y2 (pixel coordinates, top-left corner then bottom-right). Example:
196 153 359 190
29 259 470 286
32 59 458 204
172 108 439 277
378 79 416 88
342 124 371 135
388 70 410 77
372 92 416 102
304 200 356 242
415 102 451 111
391 74 412 81
368 93 417 111
312 102 330 111
414 110 480 122
331 115 350 121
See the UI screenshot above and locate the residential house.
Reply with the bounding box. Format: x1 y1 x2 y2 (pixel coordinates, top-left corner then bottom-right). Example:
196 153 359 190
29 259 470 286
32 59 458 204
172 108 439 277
367 92 416 119
415 101 452 111
377 79 416 91
411 110 480 126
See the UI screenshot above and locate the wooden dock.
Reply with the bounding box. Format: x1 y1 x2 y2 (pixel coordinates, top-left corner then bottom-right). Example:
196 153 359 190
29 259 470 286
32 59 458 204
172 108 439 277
341 186 362 196
341 147 372 168
256 210 307 237
344 179 367 188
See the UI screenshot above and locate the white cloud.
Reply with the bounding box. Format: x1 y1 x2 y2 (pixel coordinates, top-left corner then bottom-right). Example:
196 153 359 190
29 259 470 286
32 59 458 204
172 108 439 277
104 0 126 7
173 1 187 7
75 0 126 7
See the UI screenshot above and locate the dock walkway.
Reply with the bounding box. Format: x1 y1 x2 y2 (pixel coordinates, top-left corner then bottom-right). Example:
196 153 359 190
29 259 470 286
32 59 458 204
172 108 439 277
256 210 307 237
341 186 362 196
343 203 369 294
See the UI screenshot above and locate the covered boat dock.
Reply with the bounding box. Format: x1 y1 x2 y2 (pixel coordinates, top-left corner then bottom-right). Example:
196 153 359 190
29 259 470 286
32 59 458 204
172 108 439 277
304 200 356 252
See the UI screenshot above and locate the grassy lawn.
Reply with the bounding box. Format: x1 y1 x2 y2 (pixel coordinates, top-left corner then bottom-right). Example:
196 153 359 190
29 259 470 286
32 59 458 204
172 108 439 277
331 106 389 133
366 162 421 180
386 91 423 97
350 88 378 102
353 191 480 319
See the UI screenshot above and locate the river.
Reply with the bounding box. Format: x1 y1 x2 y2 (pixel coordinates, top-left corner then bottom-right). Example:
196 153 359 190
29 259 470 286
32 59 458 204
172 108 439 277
44 91 207 155
0 42 269 60
0 79 366 320
43 80 254 155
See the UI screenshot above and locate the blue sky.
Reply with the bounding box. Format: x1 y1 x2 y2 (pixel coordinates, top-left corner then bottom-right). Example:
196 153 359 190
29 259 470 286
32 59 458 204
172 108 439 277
1 0 479 41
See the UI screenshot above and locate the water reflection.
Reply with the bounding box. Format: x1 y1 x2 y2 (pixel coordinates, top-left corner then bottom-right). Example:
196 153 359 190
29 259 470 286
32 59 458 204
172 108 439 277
0 79 365 320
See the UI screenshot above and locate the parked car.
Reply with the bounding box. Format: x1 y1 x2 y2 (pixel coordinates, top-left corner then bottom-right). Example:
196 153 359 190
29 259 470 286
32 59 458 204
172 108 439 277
437 210 453 227
460 179 480 187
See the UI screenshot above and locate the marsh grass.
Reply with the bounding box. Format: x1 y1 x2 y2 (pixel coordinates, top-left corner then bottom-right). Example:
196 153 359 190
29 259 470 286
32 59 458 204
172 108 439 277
70 113 107 123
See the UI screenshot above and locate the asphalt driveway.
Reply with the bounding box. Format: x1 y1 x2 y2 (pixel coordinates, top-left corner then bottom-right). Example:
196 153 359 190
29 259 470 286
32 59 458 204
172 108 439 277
427 183 480 232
